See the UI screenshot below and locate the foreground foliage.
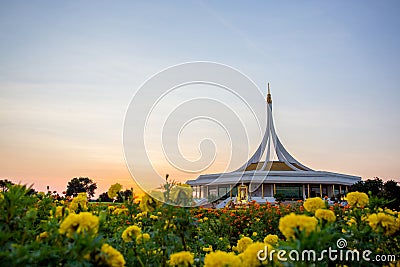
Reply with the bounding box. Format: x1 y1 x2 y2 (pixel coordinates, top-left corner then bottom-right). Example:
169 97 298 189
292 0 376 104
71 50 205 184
0 184 399 266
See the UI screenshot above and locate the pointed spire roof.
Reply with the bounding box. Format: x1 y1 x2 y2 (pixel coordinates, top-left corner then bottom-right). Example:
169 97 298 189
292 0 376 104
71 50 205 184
267 82 272 104
236 84 312 172
186 83 361 193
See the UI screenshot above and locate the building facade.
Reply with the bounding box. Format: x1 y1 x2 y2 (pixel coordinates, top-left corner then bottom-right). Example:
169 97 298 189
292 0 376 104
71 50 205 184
186 84 360 201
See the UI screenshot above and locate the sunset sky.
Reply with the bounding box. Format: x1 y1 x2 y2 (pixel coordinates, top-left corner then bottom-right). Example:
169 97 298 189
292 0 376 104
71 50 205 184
1 1 399 196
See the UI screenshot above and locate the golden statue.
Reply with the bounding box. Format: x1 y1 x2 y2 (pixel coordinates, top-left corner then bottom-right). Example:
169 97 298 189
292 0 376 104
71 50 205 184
236 184 248 204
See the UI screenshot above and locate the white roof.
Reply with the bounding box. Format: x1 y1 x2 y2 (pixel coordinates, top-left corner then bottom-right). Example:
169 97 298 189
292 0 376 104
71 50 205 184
187 170 360 186
186 87 361 188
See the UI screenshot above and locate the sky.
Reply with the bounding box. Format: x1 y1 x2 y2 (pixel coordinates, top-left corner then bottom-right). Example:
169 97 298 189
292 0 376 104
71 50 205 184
1 1 399 196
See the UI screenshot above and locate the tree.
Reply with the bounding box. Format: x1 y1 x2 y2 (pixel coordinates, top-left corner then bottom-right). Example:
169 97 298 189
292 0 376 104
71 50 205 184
66 177 97 199
98 188 134 203
349 177 400 210
381 180 400 210
0 179 36 195
116 189 133 203
0 179 14 192
98 192 113 202
349 177 383 196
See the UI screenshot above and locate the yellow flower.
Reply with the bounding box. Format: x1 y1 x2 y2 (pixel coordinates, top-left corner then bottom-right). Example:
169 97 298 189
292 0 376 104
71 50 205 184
346 192 369 208
383 208 398 217
135 211 148 218
139 193 162 212
113 208 129 215
168 251 194 267
163 219 177 230
263 234 279 246
151 190 165 203
55 206 64 218
236 236 253 253
204 250 241 267
385 260 400 267
136 233 150 244
51 206 68 219
239 242 271 267
367 213 399 235
150 215 158 220
108 183 123 199
252 232 257 237
303 197 326 213
36 231 49 241
169 184 193 204
279 213 318 240
121 225 141 242
98 243 126 267
202 245 213 252
347 217 357 227
69 193 88 212
59 212 99 238
315 209 336 222
108 206 116 212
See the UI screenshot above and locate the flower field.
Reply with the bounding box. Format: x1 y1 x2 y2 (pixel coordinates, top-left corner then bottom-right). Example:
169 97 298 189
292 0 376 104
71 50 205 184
1 184 399 266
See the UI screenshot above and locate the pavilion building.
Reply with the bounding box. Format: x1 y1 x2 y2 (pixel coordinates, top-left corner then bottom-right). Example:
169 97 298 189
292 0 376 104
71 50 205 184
186 84 360 201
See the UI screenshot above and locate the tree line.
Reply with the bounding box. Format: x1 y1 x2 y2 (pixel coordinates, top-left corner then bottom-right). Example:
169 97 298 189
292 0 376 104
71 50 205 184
0 177 132 203
1 176 400 208
349 177 400 210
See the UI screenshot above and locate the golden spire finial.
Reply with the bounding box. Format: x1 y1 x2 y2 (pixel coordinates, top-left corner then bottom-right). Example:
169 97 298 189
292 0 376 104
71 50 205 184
267 82 272 104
